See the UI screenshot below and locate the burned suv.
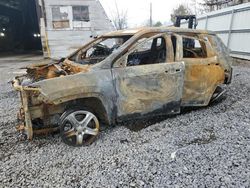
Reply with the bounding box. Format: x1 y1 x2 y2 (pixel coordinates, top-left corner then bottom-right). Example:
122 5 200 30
13 27 232 146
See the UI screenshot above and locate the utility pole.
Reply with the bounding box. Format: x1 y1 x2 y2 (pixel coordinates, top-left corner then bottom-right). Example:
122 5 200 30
194 0 197 15
150 2 152 27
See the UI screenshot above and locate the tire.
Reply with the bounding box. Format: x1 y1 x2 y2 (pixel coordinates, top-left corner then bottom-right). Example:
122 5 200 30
60 107 100 147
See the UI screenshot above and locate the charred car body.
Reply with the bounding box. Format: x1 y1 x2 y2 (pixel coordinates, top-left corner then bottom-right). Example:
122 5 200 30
12 27 232 146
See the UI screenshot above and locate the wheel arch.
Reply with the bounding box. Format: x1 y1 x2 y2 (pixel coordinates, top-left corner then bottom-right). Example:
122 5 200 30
58 96 112 125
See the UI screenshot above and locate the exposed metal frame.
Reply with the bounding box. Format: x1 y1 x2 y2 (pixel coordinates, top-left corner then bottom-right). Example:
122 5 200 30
180 3 250 60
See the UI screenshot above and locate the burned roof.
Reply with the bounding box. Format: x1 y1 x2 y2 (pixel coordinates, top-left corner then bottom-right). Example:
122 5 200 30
103 27 215 37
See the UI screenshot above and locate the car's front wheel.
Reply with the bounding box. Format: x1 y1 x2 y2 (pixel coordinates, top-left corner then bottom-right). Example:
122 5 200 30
60 108 100 146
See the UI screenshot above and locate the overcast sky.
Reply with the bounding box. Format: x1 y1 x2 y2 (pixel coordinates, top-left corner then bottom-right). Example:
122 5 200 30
99 0 200 27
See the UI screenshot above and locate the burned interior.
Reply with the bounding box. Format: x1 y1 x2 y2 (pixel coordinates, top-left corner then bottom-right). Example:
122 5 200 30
12 27 232 146
69 35 132 65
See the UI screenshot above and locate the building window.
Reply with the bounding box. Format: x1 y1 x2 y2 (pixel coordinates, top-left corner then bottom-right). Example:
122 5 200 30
72 6 90 22
51 6 70 29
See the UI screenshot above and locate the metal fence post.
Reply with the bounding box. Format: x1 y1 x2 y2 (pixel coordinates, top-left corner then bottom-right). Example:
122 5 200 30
205 15 208 29
227 9 235 49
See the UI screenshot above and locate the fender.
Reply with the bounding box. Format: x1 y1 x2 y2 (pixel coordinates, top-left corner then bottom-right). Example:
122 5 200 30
32 70 117 124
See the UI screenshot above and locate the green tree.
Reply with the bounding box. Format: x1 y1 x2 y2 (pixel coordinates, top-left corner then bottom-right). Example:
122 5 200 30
171 4 192 23
153 21 163 27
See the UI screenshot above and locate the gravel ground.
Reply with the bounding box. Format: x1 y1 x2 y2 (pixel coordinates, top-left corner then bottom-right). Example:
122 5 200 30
0 55 250 188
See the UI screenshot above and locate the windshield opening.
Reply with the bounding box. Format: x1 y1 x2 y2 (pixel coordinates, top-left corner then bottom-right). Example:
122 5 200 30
68 35 132 65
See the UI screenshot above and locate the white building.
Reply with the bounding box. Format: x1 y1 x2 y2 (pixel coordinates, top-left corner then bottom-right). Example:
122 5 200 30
39 0 114 59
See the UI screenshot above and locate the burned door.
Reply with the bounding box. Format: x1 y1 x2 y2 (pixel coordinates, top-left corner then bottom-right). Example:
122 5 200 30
174 34 225 106
112 34 185 120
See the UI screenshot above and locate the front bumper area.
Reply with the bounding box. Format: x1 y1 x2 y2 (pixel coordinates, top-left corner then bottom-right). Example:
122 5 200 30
13 78 34 140
12 78 59 140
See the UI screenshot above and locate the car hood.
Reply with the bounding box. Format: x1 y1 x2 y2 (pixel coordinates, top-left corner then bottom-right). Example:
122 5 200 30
19 59 94 86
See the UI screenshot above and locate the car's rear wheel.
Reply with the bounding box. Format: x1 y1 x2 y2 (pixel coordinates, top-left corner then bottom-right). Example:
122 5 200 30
60 109 100 146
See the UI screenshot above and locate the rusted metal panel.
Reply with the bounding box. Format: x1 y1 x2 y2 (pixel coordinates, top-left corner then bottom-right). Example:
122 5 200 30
12 27 232 143
113 62 185 117
173 33 227 106
181 62 225 105
52 20 70 29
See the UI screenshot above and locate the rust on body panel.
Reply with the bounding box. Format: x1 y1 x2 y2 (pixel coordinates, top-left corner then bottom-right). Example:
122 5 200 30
182 63 225 105
113 62 185 117
25 59 91 82
11 26 232 143
173 33 229 106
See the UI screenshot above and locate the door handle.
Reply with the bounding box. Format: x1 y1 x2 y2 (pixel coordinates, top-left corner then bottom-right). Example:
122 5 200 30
176 69 181 72
165 69 181 74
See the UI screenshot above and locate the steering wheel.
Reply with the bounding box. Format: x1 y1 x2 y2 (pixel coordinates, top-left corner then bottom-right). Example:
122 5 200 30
127 52 140 66
183 48 199 58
